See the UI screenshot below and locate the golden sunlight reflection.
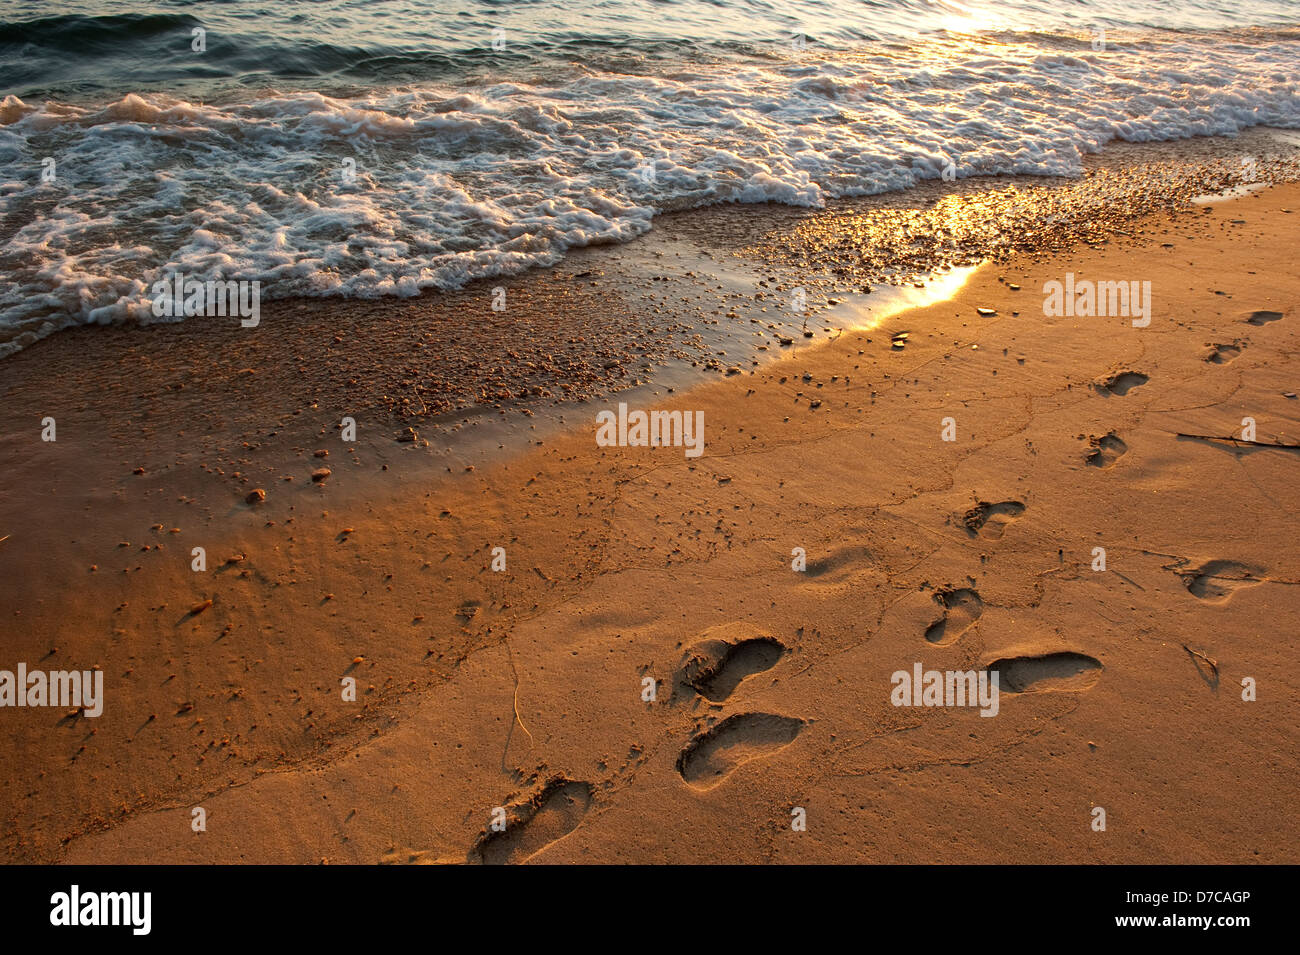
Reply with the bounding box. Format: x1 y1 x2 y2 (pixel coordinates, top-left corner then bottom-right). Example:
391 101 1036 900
935 1 1006 35
829 264 983 333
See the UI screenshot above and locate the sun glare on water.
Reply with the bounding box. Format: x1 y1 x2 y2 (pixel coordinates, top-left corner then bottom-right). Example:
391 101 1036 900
935 0 1006 35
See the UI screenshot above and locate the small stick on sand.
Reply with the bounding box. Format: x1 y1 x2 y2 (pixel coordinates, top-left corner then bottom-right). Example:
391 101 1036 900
505 640 533 749
1183 643 1220 689
1175 432 1300 450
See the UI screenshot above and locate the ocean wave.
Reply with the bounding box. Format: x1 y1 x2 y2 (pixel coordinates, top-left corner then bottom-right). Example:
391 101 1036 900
0 12 200 50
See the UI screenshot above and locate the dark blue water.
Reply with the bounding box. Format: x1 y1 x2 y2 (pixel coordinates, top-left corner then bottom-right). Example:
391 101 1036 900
3 0 1297 100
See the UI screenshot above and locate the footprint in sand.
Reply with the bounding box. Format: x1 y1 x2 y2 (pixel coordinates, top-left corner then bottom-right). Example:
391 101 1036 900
987 652 1102 693
677 713 805 790
962 500 1025 539
924 587 983 646
1244 310 1283 325
802 543 875 581
1096 371 1148 396
674 635 787 702
1205 341 1244 364
1086 432 1127 469
1177 559 1264 602
472 778 592 865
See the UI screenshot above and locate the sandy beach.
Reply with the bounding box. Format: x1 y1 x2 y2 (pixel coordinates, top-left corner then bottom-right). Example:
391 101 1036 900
1 171 1296 864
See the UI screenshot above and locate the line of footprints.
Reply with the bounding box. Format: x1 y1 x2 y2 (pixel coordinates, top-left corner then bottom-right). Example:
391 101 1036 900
382 634 799 864
384 313 1282 863
470 636 799 864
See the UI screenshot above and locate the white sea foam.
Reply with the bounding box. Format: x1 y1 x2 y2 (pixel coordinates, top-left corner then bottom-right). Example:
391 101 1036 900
1 28 1298 355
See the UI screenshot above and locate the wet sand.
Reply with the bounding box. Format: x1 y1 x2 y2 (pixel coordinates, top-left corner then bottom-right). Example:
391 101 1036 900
1 161 1298 864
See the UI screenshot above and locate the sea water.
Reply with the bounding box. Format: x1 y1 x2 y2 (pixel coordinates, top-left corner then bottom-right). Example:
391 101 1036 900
0 0 1296 355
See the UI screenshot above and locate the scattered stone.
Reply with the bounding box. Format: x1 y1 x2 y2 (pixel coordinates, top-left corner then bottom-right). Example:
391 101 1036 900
311 468 331 483
245 489 266 505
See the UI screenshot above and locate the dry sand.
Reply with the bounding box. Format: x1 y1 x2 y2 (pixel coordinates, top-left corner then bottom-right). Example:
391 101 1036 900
1 178 1297 865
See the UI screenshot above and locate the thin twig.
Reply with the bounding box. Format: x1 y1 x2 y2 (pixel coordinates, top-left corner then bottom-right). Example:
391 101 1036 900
1175 432 1300 450
1183 644 1220 690
505 640 533 748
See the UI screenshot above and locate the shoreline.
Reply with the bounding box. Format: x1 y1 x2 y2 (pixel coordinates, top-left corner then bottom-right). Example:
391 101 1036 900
2 175 1298 864
5 125 1300 364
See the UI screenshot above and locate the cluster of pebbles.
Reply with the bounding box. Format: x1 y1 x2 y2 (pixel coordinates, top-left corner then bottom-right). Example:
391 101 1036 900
723 153 1300 294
